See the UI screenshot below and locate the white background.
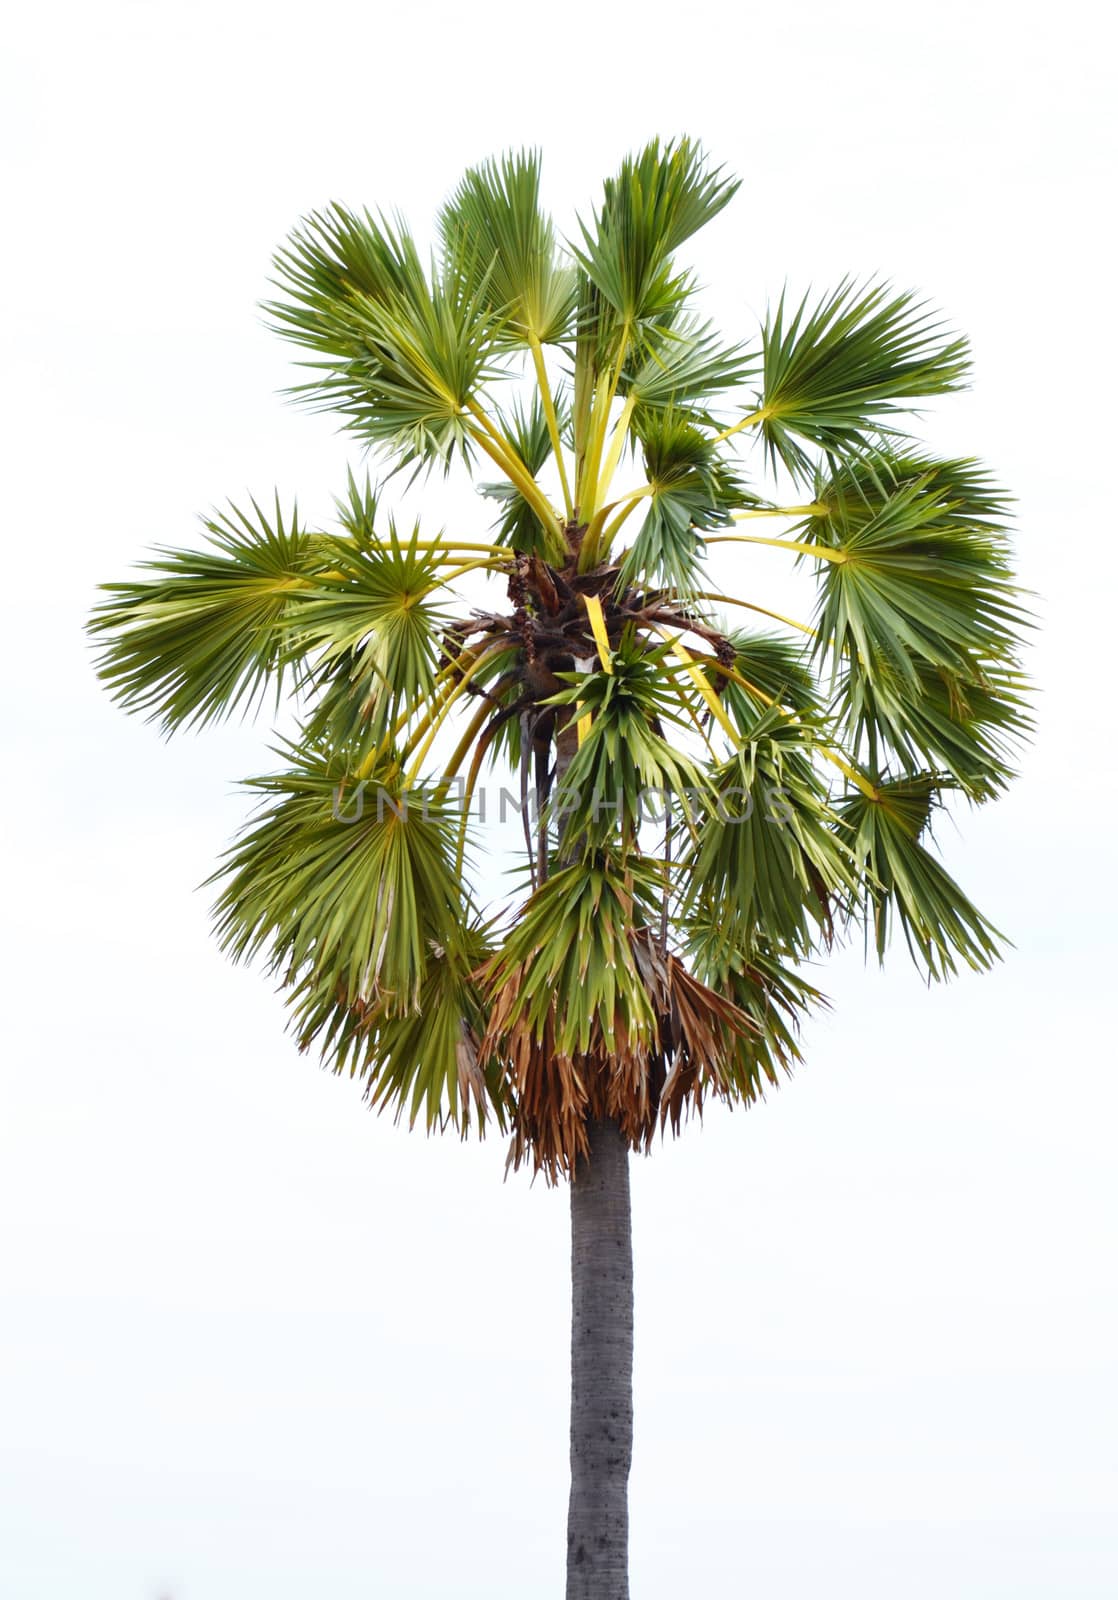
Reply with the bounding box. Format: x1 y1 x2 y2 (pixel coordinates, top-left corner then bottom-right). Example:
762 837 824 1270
2 2 1116 1596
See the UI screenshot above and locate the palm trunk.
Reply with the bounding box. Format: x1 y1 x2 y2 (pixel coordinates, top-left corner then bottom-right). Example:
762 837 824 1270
566 1116 633 1600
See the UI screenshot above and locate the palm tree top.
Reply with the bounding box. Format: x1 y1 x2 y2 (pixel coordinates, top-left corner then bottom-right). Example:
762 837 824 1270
89 137 1031 1179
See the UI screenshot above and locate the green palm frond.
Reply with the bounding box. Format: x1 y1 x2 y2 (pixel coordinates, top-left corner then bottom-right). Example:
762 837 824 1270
684 916 828 1092
806 462 1026 684
212 747 469 1017
291 917 504 1136
291 520 454 744
297 648 384 764
837 653 1032 799
683 708 855 954
574 138 739 334
569 139 740 498
814 451 1012 538
836 775 1003 977
619 411 758 593
756 280 971 479
622 317 756 414
267 206 502 469
438 149 576 347
88 495 323 731
715 628 821 722
545 637 712 847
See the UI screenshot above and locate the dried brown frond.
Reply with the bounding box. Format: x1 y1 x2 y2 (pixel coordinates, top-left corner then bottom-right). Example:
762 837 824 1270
479 928 758 1181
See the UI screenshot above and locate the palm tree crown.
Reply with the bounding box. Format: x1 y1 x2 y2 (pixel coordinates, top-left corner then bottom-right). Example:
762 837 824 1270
90 139 1030 1180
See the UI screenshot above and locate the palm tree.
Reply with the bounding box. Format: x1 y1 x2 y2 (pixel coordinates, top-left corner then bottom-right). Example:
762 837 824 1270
89 140 1029 1599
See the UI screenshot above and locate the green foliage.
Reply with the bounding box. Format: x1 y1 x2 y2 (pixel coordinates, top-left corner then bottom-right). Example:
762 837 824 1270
620 412 758 593
684 915 829 1092
291 484 452 744
439 149 575 346
837 653 1031 799
212 748 469 1018
482 855 665 1058
683 708 855 955
807 456 1025 684
719 629 821 722
293 918 504 1135
815 451 1011 537
758 280 971 479
91 139 1030 1170
267 207 502 469
622 317 756 415
794 452 1031 797
574 138 739 334
570 139 740 465
478 392 563 553
545 637 712 847
89 495 323 731
836 776 1003 978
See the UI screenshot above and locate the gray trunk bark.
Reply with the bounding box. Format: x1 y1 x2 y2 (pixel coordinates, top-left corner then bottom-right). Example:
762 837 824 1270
566 1116 633 1600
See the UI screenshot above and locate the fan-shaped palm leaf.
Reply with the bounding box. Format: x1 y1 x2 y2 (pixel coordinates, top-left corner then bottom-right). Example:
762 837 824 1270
89 495 323 730
806 463 1026 685
837 652 1031 799
574 138 739 333
618 411 758 593
293 918 504 1136
291 521 457 744
438 149 576 347
836 775 1003 977
212 747 469 1017
754 279 971 479
267 207 503 468
683 707 855 953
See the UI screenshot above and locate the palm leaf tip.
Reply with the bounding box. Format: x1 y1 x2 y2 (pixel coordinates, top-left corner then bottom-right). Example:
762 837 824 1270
266 204 501 469
86 495 319 732
758 279 972 479
438 148 576 347
575 138 740 324
837 776 1005 978
324 921 506 1137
